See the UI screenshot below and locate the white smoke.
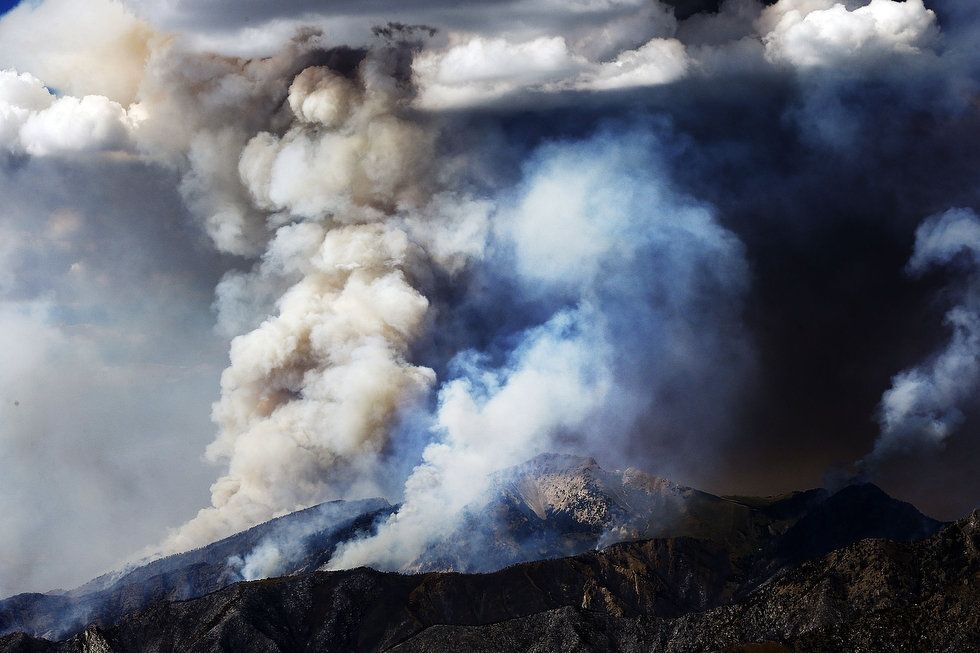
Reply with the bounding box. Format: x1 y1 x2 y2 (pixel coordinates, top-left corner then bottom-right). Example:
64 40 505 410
153 41 497 554
226 498 389 581
330 126 750 570
143 35 752 562
871 208 980 463
0 0 151 103
330 307 615 570
4 0 965 585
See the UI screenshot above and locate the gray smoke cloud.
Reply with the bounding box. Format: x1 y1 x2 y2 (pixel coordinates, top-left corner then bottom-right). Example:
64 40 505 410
2 0 979 594
871 208 980 463
119 10 754 560
0 1 227 596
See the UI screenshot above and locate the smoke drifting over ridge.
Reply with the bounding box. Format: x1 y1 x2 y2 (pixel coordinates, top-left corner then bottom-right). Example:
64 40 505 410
1 0 980 590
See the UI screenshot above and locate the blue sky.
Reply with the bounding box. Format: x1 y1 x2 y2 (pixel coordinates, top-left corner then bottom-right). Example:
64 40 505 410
0 1 18 16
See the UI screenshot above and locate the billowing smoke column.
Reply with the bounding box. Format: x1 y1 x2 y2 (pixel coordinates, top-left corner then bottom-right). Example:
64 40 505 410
157 40 492 553
158 40 750 558
332 127 749 569
870 209 980 463
121 0 972 559
4 0 980 587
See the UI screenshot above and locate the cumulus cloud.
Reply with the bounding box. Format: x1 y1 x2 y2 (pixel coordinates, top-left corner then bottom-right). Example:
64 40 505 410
760 0 938 67
413 33 689 108
0 70 52 149
585 37 689 90
20 95 134 156
0 69 135 156
413 35 587 107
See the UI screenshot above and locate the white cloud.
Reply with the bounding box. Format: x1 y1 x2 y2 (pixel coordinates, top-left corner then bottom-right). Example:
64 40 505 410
413 33 689 108
0 68 135 156
20 95 134 156
0 70 53 150
585 38 689 90
413 35 586 108
761 0 938 67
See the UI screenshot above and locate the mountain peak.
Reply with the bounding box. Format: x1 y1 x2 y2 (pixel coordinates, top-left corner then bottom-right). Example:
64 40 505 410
489 452 676 527
507 452 600 475
769 481 944 565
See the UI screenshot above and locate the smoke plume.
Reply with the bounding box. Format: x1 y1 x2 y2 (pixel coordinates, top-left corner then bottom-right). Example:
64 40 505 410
871 208 980 463
3 0 980 592
154 41 474 553
141 28 752 559
328 124 751 570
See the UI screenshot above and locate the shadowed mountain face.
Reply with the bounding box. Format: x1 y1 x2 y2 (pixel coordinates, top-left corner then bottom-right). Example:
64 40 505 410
769 483 946 564
1 511 975 653
0 499 395 640
390 512 980 653
0 454 949 647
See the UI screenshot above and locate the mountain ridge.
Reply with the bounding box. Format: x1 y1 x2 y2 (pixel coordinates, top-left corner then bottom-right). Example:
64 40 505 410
2 510 974 652
0 453 949 645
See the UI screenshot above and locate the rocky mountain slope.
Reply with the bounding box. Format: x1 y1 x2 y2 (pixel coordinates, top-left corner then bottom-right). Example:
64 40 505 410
416 453 938 573
0 499 394 639
1 509 975 652
0 454 949 647
392 510 980 653
417 453 788 572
